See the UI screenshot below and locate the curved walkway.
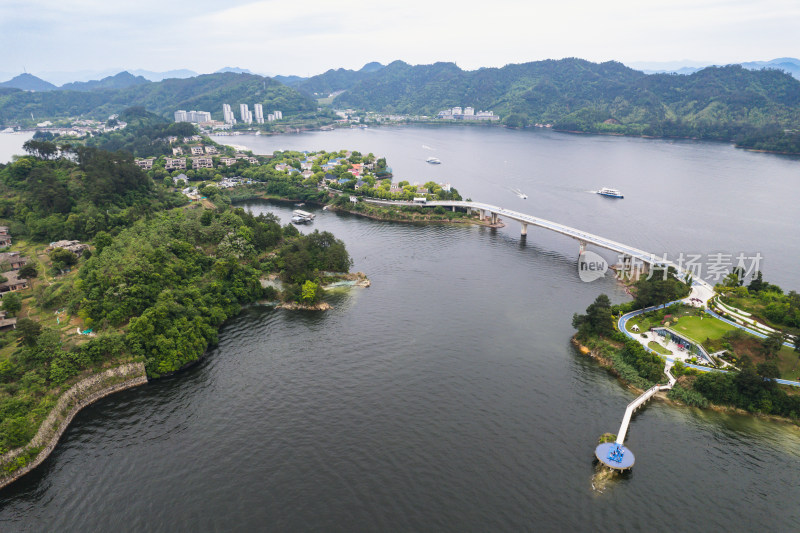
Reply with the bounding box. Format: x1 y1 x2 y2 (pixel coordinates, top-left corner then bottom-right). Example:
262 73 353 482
705 307 795 349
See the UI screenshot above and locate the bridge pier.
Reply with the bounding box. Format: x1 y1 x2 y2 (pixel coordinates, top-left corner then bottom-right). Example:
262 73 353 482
479 209 486 221
521 223 528 236
579 241 587 255
490 212 498 225
452 206 456 212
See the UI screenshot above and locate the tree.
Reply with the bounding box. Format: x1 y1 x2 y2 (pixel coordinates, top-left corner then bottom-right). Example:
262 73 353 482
756 360 781 380
16 318 43 347
723 267 745 287
93 231 113 254
748 271 764 293
572 294 614 337
761 331 785 359
2 292 22 315
300 280 322 303
49 248 78 271
18 263 38 279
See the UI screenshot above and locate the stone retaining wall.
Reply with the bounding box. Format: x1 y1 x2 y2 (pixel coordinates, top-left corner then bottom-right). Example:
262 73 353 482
0 362 148 489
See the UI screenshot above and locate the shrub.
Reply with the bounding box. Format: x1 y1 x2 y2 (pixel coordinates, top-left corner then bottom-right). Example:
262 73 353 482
668 383 709 408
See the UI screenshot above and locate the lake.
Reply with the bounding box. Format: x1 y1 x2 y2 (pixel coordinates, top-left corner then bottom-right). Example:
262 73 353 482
0 126 799 531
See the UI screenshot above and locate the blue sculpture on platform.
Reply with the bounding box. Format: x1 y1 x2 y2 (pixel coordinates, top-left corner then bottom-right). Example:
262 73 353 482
607 443 625 463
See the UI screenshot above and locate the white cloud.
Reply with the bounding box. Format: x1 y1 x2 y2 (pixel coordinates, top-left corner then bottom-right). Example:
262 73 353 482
1 0 798 77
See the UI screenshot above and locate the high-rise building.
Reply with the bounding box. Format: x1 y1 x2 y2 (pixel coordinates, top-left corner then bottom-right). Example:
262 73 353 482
239 104 253 124
274 110 282 120
254 104 264 124
175 110 211 123
191 111 211 123
464 107 474 116
223 104 236 125
267 114 275 122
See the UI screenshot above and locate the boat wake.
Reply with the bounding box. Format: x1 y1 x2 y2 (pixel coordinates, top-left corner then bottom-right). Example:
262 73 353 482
422 144 434 150
509 187 528 199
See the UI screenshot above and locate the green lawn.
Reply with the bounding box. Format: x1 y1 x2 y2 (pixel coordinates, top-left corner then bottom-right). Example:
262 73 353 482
775 345 800 381
648 341 673 355
671 315 736 343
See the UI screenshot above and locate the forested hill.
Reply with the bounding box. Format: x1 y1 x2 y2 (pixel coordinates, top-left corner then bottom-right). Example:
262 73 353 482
0 141 184 241
0 72 316 123
282 62 386 97
334 58 800 140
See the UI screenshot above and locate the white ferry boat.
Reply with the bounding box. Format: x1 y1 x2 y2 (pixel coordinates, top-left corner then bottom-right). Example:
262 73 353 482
597 187 624 199
426 157 441 164
291 209 315 224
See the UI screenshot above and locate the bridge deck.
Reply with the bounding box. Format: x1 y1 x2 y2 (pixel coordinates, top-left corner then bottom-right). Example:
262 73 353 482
365 199 713 294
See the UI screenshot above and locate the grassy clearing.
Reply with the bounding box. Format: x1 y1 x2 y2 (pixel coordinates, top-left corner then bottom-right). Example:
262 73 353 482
648 341 673 355
671 315 736 343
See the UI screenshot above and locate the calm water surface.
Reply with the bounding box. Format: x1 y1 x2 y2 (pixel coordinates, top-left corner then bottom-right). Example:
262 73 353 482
1 127 799 531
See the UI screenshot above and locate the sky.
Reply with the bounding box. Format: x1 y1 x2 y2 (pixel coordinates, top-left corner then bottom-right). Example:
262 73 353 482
1 0 799 83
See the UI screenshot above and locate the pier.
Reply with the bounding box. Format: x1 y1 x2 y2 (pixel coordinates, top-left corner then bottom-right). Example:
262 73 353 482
595 369 675 471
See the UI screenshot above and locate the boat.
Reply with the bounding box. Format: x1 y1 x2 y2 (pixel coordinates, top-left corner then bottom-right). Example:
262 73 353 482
511 187 528 199
291 209 315 224
597 187 624 199
426 157 441 164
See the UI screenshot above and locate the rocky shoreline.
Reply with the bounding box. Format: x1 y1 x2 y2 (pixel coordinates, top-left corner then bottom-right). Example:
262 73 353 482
0 362 148 490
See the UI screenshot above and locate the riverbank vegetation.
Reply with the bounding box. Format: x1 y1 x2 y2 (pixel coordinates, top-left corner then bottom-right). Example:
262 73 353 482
0 145 354 462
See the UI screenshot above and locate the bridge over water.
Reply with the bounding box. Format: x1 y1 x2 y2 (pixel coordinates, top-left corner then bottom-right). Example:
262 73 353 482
365 198 714 298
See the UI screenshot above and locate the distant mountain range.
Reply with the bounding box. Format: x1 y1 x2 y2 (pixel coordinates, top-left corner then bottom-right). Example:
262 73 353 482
59 72 150 92
321 58 800 140
0 73 58 92
0 72 316 123
0 71 154 92
2 58 799 146
627 58 800 80
215 67 253 75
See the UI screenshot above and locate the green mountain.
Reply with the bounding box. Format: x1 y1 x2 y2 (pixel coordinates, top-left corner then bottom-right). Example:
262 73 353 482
334 58 800 140
0 73 58 92
0 72 316 123
59 71 150 92
288 62 385 96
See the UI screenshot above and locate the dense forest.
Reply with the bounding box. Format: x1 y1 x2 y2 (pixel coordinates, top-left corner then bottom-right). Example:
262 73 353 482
0 141 184 241
0 72 316 123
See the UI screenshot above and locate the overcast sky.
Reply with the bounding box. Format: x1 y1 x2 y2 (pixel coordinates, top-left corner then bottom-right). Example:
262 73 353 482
1 0 799 81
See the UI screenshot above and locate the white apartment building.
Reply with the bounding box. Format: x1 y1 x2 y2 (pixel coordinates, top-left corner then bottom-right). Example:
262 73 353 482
223 104 237 125
240 104 253 124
